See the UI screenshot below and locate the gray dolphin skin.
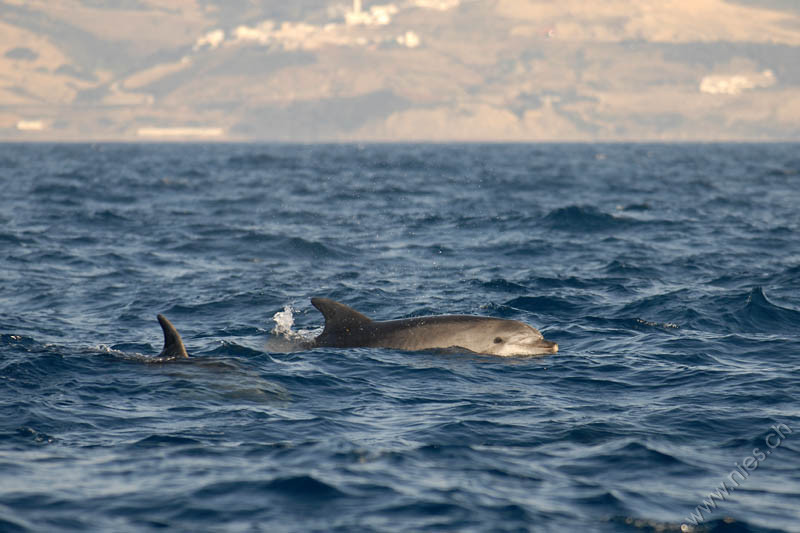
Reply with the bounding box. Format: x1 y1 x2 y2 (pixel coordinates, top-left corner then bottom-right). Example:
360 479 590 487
308 298 558 356
156 314 189 358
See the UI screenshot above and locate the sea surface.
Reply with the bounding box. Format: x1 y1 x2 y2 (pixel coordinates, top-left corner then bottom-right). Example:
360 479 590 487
1 143 799 532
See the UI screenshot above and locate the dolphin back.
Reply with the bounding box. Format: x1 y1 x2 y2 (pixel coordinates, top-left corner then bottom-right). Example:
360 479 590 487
156 314 189 358
311 298 373 347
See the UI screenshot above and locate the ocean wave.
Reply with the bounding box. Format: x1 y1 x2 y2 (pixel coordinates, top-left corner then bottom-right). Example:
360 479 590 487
226 152 296 169
0 511 31 533
3 143 800 532
203 341 264 357
733 287 800 334
129 434 204 448
0 333 36 348
168 230 351 259
542 205 639 232
505 295 584 314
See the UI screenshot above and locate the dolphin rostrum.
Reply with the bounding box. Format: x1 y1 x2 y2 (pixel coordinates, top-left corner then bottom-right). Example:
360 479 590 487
308 298 558 356
156 314 189 358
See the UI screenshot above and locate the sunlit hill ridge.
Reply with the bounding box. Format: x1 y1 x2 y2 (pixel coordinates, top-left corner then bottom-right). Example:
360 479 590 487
1 0 799 141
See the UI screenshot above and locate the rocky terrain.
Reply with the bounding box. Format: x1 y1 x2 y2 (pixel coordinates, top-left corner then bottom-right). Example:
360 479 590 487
2 0 799 140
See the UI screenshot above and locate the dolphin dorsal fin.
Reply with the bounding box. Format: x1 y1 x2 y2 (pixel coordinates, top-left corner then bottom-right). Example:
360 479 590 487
157 314 189 358
311 298 372 338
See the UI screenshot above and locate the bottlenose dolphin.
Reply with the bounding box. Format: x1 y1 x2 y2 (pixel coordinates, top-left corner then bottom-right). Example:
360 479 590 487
308 298 558 356
156 314 189 358
149 316 289 402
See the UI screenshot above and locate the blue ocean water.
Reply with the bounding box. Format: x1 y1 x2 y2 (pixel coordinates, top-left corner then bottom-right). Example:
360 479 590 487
1 143 799 532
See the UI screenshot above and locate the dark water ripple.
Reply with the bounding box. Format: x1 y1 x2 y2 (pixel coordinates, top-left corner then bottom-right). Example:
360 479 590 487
1 143 799 532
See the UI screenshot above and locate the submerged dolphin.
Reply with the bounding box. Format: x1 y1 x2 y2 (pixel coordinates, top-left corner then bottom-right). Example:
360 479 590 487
149 316 289 402
307 298 558 356
156 314 189 358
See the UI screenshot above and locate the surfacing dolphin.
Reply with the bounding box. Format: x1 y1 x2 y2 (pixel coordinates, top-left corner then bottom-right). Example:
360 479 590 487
307 298 558 356
156 314 189 358
148 316 289 402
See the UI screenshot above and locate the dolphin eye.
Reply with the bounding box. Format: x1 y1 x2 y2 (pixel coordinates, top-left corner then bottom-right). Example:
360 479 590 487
494 337 503 344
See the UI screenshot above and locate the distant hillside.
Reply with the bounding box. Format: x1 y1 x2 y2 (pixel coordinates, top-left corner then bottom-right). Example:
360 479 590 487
1 0 799 140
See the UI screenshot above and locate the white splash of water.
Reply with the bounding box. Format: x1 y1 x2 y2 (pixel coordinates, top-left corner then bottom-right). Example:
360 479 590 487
266 305 320 353
271 305 297 336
